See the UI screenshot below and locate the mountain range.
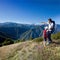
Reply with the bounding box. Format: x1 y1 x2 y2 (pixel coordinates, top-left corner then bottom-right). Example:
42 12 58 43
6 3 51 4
0 22 60 41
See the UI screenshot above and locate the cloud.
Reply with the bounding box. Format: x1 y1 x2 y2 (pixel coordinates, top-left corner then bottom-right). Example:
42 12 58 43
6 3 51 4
0 19 32 24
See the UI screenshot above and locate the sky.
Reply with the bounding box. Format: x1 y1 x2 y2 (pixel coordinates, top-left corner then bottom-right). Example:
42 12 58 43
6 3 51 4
0 0 60 24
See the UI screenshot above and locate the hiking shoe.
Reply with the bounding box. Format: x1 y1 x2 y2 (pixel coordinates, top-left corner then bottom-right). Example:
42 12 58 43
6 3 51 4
46 42 50 45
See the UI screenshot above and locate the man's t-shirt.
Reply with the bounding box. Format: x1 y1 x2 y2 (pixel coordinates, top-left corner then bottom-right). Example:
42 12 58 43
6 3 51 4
47 22 54 31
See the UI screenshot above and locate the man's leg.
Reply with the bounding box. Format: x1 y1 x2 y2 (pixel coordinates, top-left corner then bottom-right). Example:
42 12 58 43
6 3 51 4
47 31 52 43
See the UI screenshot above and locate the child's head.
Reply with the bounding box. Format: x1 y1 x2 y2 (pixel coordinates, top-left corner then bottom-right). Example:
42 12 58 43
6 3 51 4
44 26 48 30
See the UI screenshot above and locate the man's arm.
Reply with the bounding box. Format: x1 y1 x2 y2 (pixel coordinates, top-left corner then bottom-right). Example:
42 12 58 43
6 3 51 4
41 22 48 24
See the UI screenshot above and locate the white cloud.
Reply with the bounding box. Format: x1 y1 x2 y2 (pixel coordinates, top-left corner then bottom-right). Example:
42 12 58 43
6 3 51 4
0 19 32 24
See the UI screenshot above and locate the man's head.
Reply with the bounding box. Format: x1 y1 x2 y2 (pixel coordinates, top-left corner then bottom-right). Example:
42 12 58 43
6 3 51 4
48 18 52 23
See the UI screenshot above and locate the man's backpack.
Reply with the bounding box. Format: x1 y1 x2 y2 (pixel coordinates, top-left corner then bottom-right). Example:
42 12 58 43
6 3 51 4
52 21 55 29
51 21 55 33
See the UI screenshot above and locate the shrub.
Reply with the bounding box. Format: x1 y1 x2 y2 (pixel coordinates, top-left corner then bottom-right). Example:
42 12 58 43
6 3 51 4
52 32 60 40
33 37 43 43
14 39 25 43
2 38 14 46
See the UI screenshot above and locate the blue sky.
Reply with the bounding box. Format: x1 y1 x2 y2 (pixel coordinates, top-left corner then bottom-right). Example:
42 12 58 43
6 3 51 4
0 0 60 24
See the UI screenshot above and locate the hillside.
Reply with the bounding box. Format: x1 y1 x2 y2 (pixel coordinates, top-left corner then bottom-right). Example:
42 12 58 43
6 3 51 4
0 23 30 40
0 40 60 60
0 31 14 46
0 22 43 40
20 26 43 40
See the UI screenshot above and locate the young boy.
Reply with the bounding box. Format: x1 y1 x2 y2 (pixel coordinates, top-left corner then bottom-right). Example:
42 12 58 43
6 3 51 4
43 26 48 47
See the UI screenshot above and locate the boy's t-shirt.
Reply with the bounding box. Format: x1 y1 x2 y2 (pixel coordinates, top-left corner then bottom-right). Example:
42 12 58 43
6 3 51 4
43 30 47 38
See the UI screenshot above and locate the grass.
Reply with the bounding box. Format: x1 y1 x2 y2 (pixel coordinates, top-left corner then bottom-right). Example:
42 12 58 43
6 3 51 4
0 40 60 60
52 32 60 40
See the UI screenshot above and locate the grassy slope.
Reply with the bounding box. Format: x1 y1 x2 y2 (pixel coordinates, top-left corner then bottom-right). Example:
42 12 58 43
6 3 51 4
0 40 60 60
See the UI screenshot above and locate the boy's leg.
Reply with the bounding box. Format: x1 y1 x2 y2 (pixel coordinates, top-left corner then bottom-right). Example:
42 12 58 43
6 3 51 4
43 37 47 47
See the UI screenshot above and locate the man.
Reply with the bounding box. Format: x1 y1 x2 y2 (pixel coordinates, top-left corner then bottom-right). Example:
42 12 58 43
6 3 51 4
47 19 54 44
42 18 55 44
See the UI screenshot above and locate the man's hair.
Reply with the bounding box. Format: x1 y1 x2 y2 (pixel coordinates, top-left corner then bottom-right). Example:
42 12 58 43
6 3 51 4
48 18 52 22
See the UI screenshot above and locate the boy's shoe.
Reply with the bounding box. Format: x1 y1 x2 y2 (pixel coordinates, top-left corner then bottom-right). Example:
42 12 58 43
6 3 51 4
46 42 50 45
46 41 52 45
